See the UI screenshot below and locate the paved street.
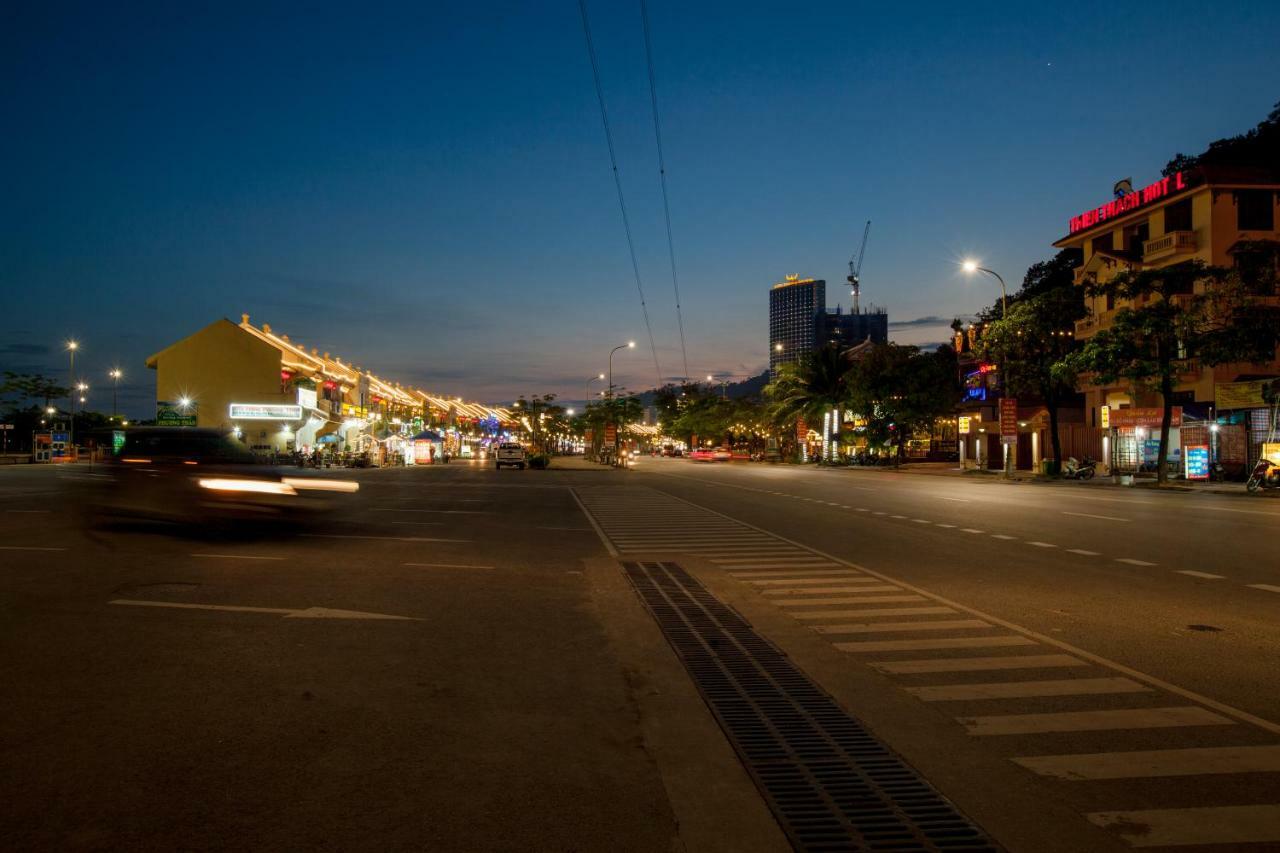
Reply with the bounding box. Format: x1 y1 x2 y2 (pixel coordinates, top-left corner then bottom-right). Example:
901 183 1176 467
3 458 1279 851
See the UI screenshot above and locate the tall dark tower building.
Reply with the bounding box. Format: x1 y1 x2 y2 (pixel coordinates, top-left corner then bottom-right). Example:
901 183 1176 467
769 276 825 377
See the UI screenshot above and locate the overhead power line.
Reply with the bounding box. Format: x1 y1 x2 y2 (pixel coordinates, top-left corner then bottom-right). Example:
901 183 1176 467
577 0 664 391
640 0 689 382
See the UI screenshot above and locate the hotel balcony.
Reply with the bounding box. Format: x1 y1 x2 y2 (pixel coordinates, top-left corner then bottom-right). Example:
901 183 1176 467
1142 230 1196 263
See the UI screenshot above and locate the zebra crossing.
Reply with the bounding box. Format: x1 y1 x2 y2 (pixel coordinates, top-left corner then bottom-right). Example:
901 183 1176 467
575 484 1280 850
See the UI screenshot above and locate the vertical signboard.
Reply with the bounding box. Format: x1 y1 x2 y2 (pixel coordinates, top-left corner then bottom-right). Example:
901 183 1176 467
957 416 971 435
999 398 1018 445
1184 445 1210 480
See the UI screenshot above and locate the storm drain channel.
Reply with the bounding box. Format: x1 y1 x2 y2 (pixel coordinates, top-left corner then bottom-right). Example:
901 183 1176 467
623 561 997 853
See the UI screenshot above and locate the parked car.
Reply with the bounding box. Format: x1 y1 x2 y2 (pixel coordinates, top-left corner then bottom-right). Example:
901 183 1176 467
688 448 716 462
712 446 733 462
495 442 527 469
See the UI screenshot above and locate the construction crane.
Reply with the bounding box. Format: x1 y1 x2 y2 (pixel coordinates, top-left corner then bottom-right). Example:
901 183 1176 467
847 220 871 313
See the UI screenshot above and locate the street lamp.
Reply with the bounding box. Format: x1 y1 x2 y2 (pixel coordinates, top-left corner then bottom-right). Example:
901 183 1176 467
961 260 1008 317
586 373 605 408
109 368 122 420
607 341 635 400
66 340 78 448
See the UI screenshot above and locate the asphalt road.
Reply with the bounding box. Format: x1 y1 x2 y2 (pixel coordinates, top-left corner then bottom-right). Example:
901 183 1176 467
2 457 1278 852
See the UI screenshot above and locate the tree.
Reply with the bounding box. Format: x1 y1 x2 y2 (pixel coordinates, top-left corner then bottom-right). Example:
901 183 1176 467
977 250 1087 471
1068 257 1280 484
1163 99 1279 176
847 344 960 464
1 372 71 409
513 394 569 455
763 344 851 461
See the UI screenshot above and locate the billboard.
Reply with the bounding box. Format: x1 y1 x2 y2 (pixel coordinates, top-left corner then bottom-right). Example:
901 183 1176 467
229 403 303 420
157 401 197 427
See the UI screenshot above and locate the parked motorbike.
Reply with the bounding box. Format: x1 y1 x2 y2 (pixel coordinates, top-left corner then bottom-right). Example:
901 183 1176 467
1246 458 1279 493
1062 456 1097 480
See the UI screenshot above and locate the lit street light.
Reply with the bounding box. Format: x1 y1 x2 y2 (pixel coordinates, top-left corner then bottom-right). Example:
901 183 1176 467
607 341 635 400
109 368 122 420
585 373 604 409
66 340 78 448
961 259 1008 317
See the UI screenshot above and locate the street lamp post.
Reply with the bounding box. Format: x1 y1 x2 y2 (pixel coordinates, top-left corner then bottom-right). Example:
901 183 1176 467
109 368 122 421
607 341 636 465
66 340 78 450
962 261 1011 475
607 341 636 400
586 373 604 409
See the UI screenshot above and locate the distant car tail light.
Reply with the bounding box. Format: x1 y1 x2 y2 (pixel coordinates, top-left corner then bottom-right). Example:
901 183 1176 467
197 478 297 496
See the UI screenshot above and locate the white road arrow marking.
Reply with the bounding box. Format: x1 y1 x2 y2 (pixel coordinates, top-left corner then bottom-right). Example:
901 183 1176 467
109 599 418 620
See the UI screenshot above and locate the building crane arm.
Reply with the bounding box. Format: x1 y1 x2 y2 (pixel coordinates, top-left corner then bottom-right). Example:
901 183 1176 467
847 219 871 312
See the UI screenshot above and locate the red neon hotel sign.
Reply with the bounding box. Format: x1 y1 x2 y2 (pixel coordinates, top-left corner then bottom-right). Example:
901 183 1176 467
1069 172 1188 234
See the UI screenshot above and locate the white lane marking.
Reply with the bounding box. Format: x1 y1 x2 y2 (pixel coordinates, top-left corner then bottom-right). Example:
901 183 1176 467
959 706 1233 736
590 485 1280 737
960 528 984 534
1026 541 1057 548
871 654 1087 674
730 570 862 578
372 508 490 514
813 619 991 635
855 508 870 512
991 534 1016 540
1069 492 1280 519
938 497 970 502
403 562 495 569
570 488 618 557
1116 557 1156 566
1176 570 1225 579
873 511 887 516
749 577 885 587
908 677 1150 702
1017 744 1280 780
0 545 67 551
302 534 470 543
839 505 852 509
1065 548 1100 556
109 599 417 620
792 607 956 619
911 518 931 524
836 636 1037 653
191 553 286 561
934 523 956 528
1062 511 1129 522
775 595 926 607
1249 584 1280 594
764 585 902 595
1087 804 1280 848
890 514 908 519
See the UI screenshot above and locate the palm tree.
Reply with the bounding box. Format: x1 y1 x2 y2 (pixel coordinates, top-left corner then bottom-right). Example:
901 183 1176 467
764 344 851 461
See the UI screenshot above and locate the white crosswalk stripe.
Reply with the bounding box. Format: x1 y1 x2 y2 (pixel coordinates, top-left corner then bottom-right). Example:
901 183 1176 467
575 484 1280 850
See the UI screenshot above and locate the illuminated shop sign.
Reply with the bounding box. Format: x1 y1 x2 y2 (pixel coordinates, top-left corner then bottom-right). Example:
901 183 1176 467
229 403 303 420
1069 172 1188 234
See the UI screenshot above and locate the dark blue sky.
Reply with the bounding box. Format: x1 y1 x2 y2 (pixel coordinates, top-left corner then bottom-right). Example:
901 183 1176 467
3 1 1278 414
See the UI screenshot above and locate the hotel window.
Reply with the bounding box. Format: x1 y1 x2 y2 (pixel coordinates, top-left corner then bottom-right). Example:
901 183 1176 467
1164 198 1192 232
1236 190 1274 231
1092 232 1113 255
1123 220 1149 254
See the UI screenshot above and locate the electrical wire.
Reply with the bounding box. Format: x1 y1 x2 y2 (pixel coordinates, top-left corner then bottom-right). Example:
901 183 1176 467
578 0 664 391
640 0 688 382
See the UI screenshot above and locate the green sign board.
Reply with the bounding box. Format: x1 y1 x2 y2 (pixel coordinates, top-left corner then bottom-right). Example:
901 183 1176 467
157 400 197 427
111 430 126 454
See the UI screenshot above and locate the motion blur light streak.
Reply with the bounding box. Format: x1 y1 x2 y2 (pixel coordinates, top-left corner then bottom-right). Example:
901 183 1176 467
281 478 360 493
197 478 297 496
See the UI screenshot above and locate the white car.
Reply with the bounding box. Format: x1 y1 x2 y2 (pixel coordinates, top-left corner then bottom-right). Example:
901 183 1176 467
494 443 526 469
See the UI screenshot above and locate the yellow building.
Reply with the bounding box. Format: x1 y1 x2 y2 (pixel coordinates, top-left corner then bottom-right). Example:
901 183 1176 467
145 315 513 456
1052 165 1280 469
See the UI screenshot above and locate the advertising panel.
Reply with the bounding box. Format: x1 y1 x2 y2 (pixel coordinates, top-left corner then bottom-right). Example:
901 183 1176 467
156 401 197 427
999 398 1018 445
1184 445 1210 480
958 416 971 435
229 403 303 421
1110 407 1182 429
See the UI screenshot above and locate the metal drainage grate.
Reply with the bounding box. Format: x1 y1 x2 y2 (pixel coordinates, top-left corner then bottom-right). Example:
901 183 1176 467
623 561 998 853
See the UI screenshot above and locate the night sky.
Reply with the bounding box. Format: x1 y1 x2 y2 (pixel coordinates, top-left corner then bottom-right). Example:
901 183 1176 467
3 1 1278 416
